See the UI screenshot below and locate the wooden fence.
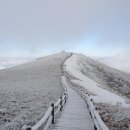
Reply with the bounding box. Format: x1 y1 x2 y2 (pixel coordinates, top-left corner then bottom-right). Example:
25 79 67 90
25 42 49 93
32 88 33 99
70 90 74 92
22 54 71 130
22 90 67 130
69 86 109 130
62 53 109 130
23 52 109 130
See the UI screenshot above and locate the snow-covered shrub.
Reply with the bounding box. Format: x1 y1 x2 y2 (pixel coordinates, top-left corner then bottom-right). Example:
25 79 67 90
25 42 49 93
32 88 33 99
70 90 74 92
96 103 130 130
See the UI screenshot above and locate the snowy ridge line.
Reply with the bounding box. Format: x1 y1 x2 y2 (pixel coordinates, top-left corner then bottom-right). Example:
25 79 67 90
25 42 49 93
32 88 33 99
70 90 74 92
68 85 109 130
22 54 72 130
60 53 73 76
60 53 108 130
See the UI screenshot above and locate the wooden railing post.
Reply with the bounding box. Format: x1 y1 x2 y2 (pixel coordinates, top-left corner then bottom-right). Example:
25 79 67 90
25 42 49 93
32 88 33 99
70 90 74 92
64 93 66 103
22 125 32 130
51 103 55 124
60 96 63 111
81 92 83 98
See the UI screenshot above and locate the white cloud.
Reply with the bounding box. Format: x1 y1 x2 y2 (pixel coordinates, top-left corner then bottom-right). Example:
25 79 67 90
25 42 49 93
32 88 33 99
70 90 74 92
0 0 129 57
0 58 35 69
97 52 130 73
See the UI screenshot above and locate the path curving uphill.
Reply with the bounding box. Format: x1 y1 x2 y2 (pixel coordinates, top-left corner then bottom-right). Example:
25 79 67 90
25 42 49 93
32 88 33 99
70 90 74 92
52 76 94 130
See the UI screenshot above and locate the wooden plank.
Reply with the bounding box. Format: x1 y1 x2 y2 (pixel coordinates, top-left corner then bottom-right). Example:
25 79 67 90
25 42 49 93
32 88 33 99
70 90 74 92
51 76 94 130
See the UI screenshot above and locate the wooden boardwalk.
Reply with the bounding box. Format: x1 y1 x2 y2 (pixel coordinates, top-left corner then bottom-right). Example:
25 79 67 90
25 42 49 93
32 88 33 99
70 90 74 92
52 76 94 130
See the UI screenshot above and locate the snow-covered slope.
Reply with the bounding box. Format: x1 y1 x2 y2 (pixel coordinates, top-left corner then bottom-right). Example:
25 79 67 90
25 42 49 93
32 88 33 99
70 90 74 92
0 52 69 130
65 54 130 107
65 53 130 130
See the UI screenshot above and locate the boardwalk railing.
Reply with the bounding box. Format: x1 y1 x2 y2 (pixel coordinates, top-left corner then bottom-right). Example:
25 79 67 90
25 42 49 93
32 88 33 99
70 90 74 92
22 90 67 130
61 52 109 130
85 95 109 130
69 86 109 130
22 54 72 130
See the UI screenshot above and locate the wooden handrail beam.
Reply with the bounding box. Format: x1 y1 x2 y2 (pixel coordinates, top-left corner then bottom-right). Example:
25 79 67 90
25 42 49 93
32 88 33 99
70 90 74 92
22 54 71 130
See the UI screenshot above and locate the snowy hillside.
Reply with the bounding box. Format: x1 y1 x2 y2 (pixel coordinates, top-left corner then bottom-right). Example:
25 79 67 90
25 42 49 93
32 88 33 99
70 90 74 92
65 53 130 130
0 52 129 130
0 52 69 130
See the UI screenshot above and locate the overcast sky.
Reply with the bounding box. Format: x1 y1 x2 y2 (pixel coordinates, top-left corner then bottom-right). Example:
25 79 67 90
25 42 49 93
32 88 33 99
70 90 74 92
0 0 130 57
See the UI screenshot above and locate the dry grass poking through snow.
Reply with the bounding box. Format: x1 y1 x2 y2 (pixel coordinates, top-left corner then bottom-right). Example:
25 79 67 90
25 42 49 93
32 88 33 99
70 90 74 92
0 52 69 130
96 103 130 130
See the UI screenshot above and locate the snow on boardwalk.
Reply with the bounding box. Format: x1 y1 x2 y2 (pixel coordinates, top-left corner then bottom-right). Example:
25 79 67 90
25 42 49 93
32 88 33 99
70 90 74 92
52 76 94 130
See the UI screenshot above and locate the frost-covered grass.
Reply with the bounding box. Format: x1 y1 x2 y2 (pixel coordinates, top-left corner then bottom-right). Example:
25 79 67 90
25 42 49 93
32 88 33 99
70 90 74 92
65 54 130 107
72 54 130 98
65 53 130 130
0 52 69 130
96 103 130 130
